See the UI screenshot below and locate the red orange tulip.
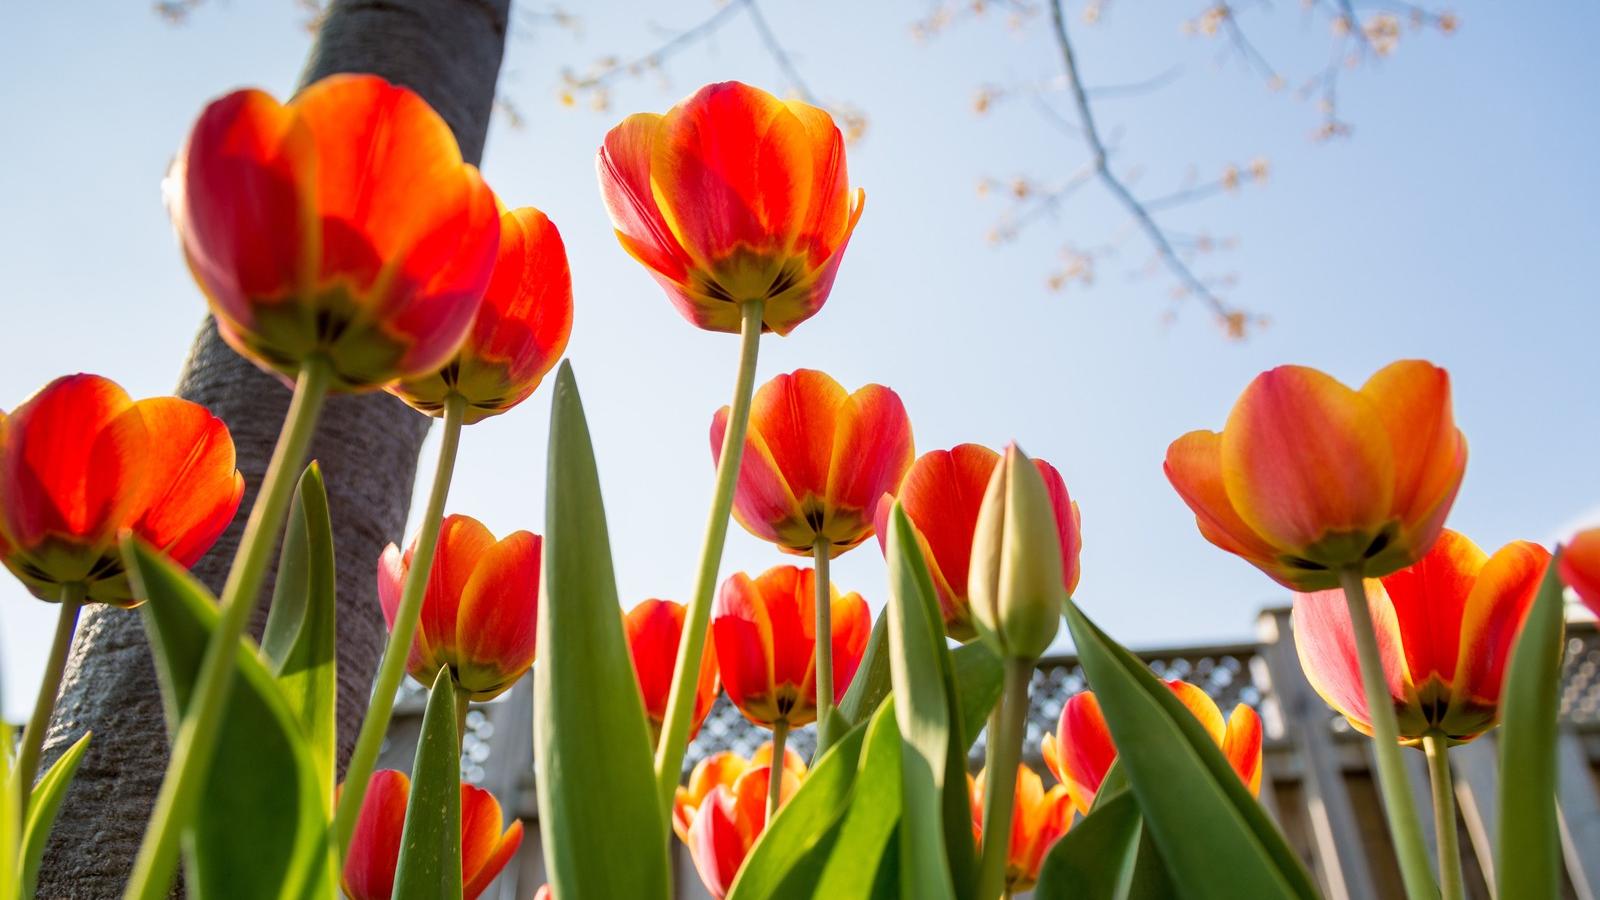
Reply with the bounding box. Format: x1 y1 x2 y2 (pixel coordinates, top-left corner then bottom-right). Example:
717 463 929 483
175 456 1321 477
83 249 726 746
1166 360 1467 591
1293 528 1550 744
625 598 720 741
671 745 805 899
1042 680 1263 814
712 369 913 557
0 374 243 607
390 206 573 423
171 74 500 390
1560 528 1600 619
377 514 539 701
712 565 871 729
969 765 1072 893
597 81 865 335
341 769 523 900
875 444 1081 641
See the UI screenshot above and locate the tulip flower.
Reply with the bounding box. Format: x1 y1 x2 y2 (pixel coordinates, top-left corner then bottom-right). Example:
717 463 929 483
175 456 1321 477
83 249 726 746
879 443 1081 642
671 742 807 843
596 81 865 336
712 369 913 558
671 746 805 900
625 598 720 742
1560 528 1600 619
377 514 540 701
1041 680 1264 814
0 374 243 607
711 565 870 730
390 206 573 424
171 73 500 390
341 769 523 900
1292 528 1551 745
969 765 1072 893
1165 360 1466 591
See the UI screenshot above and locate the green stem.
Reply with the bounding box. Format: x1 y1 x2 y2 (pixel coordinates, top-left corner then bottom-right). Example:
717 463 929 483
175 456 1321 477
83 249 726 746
975 659 1031 900
456 686 472 755
1339 568 1438 900
812 537 834 738
1424 731 1464 900
653 298 765 813
766 719 789 823
11 583 84 805
334 391 467 857
124 356 332 900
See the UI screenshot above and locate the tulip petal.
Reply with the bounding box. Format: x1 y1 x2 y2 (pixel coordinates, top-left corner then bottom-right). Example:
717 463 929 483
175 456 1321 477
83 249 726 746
1449 540 1550 725
1221 366 1395 561
129 397 244 567
1033 459 1083 596
1166 680 1227 746
1359 360 1467 551
1054 691 1117 814
1380 528 1484 691
1222 704 1265 795
650 82 814 296
597 111 692 283
688 788 744 899
1165 430 1298 581
1291 581 1417 738
341 769 410 900
461 783 521 900
781 99 852 266
454 530 541 699
828 591 872 703
1562 528 1600 618
896 444 1000 618
712 572 780 724
416 514 497 674
825 384 914 551
0 374 146 552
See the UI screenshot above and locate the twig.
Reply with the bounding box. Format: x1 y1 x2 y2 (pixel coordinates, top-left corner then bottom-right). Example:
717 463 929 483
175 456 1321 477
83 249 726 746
1047 0 1238 327
743 0 818 104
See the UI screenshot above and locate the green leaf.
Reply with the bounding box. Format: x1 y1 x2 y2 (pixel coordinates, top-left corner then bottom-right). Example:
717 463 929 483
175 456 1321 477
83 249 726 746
726 715 870 900
813 701 904 898
1063 598 1318 900
0 726 17 900
882 503 962 900
951 640 1004 751
129 539 323 900
836 610 891 728
19 731 90 897
393 669 463 900
536 362 670 899
1496 551 1568 898
1032 789 1142 899
260 462 337 806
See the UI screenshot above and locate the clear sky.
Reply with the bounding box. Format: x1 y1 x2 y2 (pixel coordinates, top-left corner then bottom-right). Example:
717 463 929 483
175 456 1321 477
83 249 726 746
1 1 1596 720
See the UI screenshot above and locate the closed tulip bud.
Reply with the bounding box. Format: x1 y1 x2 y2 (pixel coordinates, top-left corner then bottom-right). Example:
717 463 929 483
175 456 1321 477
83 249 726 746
969 444 1070 660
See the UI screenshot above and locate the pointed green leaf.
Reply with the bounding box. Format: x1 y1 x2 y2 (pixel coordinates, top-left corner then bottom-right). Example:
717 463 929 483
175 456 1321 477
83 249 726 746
952 640 1003 751
1032 789 1143 899
260 463 337 806
883 503 961 900
19 731 90 897
1063 598 1317 900
1496 552 1568 898
393 669 463 900
837 610 890 727
536 362 670 898
726 715 870 900
129 539 323 900
813 701 904 898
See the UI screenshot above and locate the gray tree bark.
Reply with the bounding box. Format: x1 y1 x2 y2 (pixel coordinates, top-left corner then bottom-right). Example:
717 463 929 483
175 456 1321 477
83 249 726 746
35 1 511 894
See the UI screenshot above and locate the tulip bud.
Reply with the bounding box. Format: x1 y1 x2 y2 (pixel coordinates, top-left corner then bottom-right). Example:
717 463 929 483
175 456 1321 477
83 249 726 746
969 444 1068 660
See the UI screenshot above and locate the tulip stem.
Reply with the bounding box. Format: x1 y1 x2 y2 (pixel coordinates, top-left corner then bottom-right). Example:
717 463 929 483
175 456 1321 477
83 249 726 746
334 391 467 859
812 537 834 741
976 659 1032 900
125 355 332 900
767 719 789 823
1339 567 1438 900
1424 731 1464 900
654 298 765 815
11 583 84 807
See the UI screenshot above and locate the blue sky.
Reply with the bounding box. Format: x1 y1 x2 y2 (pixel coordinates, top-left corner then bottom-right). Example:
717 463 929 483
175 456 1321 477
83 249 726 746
1 1 1596 719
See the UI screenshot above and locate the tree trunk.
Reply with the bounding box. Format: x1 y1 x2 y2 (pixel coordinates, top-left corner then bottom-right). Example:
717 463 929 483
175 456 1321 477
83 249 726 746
35 1 510 894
